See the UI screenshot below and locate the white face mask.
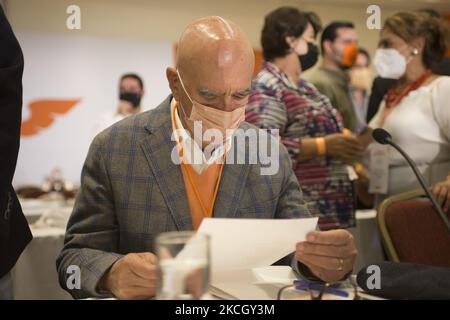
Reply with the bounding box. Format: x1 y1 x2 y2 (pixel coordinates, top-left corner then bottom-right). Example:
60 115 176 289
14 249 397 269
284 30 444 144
373 48 407 79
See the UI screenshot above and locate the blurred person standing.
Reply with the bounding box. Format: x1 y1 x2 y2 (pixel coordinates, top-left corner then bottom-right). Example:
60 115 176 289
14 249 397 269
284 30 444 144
368 12 450 204
349 48 372 125
305 21 363 133
0 5 32 299
247 7 367 230
94 73 145 135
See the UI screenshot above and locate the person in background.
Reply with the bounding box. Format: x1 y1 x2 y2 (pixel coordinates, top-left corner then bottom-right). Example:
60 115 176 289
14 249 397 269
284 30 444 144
93 73 145 135
349 48 372 125
0 5 32 299
366 8 450 123
368 11 450 205
246 7 367 230
304 21 363 133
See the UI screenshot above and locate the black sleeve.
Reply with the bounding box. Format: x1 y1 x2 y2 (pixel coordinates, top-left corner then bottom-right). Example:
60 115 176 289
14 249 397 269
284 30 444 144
0 6 33 278
0 5 24 212
366 77 396 123
433 57 450 77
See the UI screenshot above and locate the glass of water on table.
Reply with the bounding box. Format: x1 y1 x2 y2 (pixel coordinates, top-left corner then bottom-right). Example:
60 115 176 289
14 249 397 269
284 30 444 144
155 231 210 300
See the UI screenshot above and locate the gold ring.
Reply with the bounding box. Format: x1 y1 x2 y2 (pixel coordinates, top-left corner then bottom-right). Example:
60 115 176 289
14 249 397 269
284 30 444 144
338 258 344 271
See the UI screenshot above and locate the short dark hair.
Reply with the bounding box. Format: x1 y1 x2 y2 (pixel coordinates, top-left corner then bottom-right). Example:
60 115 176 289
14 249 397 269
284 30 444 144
261 7 309 61
320 21 355 56
357 47 371 65
120 73 144 90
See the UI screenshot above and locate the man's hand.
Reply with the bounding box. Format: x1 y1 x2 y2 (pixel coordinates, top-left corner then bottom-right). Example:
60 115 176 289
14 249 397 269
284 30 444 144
99 252 158 299
432 175 450 213
325 134 364 165
295 229 357 283
356 126 373 149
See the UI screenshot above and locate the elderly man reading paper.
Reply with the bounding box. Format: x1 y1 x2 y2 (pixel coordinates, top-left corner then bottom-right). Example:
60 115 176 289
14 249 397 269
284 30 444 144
56 16 357 299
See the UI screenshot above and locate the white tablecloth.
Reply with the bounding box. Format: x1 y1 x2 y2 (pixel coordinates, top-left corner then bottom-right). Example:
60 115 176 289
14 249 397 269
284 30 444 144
12 199 73 299
12 205 384 299
12 226 72 299
349 210 385 274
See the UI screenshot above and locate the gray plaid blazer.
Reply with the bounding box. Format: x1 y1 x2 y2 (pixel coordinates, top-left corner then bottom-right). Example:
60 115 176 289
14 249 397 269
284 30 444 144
56 95 311 298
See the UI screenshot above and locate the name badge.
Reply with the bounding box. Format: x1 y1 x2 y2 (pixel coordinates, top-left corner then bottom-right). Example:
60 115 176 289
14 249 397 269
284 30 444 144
347 166 359 181
369 144 389 194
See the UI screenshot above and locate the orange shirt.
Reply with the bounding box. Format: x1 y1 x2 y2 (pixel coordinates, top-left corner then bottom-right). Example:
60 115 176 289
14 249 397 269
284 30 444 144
180 162 221 230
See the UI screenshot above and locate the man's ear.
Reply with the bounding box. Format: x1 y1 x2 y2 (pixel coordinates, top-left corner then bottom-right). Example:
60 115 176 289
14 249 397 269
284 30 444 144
322 40 333 56
166 67 180 101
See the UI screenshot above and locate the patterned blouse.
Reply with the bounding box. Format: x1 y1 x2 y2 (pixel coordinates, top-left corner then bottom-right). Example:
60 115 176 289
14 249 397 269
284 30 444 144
246 62 355 230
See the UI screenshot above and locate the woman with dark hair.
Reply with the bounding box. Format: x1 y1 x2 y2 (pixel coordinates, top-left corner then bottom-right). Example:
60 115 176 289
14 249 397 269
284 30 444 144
368 11 450 204
246 7 366 230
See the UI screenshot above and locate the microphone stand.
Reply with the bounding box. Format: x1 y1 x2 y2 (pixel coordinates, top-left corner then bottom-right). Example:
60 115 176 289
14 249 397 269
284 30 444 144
386 137 450 233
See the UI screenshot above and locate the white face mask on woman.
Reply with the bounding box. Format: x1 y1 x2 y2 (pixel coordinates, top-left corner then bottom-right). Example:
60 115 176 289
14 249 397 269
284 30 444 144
373 48 408 79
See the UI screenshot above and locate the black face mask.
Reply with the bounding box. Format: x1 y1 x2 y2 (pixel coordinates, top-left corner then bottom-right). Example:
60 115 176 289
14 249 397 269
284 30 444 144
298 42 319 71
119 92 141 108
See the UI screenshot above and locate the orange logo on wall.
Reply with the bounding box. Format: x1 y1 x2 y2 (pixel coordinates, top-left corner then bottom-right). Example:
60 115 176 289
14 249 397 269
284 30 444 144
21 99 81 136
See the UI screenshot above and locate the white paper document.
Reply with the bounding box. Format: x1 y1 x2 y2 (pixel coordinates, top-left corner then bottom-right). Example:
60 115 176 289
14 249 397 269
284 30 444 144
210 266 299 300
197 217 318 276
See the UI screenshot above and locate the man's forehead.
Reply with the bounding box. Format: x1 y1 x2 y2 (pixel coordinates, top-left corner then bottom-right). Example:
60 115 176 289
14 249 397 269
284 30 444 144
193 16 236 40
181 16 238 42
120 78 140 88
178 38 253 70
177 16 254 73
336 27 357 40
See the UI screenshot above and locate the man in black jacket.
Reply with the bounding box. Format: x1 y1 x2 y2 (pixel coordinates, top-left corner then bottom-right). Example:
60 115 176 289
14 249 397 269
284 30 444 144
0 5 32 299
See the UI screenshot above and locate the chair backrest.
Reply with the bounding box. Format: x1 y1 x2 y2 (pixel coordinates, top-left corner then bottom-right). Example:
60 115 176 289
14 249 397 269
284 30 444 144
377 189 450 268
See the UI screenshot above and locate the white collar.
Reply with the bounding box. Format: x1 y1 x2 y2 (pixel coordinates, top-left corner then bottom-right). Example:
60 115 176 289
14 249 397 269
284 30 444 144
170 98 228 174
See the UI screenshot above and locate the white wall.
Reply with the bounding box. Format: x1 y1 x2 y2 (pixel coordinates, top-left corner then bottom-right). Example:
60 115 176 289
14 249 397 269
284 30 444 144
6 0 448 59
13 32 173 186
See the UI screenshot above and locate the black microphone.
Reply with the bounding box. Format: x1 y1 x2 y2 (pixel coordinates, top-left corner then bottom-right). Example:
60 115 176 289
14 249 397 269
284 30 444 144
372 128 450 233
357 261 450 299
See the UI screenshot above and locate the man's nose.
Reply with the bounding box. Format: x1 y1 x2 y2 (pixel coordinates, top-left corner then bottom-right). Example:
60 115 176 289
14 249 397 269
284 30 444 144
220 96 245 112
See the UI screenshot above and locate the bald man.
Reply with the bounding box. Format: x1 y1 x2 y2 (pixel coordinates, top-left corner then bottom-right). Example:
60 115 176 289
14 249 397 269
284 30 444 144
57 17 357 299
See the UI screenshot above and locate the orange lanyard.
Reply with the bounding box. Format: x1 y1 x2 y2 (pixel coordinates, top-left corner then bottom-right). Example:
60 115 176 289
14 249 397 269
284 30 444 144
172 102 226 217
182 161 225 218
